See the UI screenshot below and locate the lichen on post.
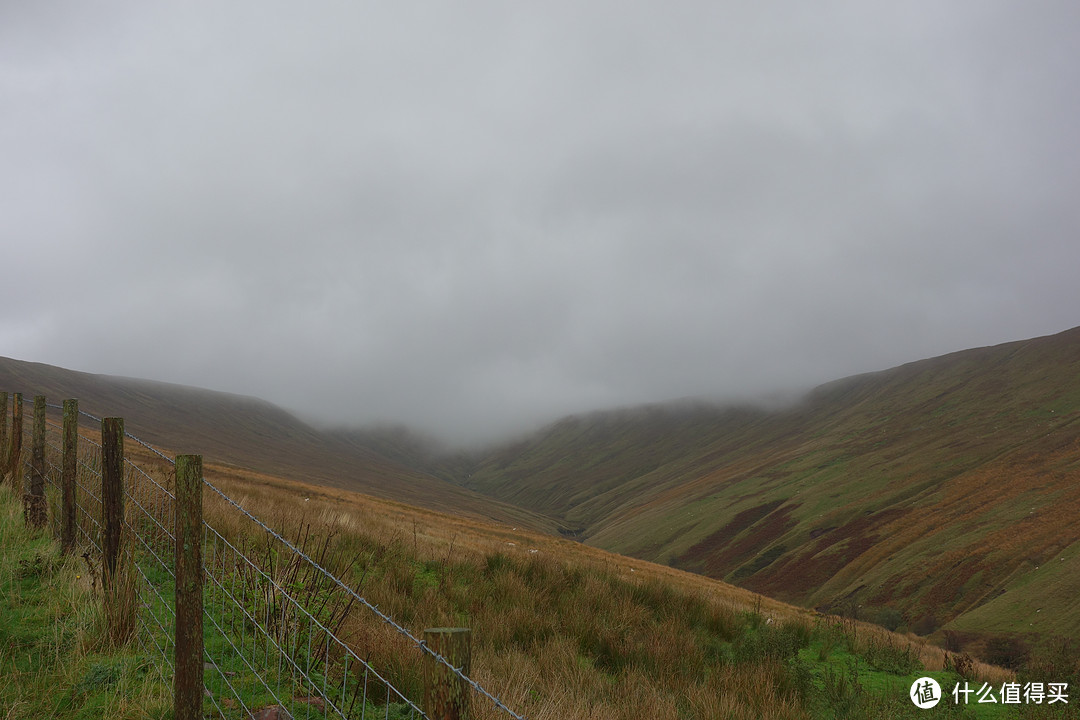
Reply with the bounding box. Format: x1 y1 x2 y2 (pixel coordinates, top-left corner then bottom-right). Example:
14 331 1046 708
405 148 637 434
25 395 48 528
101 417 124 587
424 627 472 720
174 454 204 720
0 391 8 478
61 399 78 553
9 393 22 492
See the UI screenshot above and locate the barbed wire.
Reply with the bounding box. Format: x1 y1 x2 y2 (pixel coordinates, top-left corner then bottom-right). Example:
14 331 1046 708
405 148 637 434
27 398 527 719
45 401 177 468
200 476 526 719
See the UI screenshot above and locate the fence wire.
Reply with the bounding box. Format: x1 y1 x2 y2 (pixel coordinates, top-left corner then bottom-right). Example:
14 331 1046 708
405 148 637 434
38 417 177 683
16 400 525 720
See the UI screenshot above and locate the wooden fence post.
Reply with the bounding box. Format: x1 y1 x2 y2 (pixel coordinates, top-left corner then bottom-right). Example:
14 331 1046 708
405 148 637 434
25 395 47 528
423 627 472 720
61 399 78 553
101 417 124 588
174 454 204 720
9 393 22 491
0 391 8 478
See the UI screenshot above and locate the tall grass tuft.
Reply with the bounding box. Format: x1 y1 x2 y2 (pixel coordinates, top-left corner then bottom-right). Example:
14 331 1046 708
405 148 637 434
99 544 138 650
0 483 172 719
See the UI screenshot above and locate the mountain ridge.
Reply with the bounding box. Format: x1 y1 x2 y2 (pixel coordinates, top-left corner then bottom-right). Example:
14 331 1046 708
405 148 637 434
427 325 1080 644
3 324 1078 646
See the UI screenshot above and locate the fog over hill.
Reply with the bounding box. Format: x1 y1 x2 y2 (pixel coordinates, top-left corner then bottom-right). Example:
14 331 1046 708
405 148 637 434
0 355 556 533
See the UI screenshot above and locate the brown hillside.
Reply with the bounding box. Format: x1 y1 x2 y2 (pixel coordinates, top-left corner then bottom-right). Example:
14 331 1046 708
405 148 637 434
0 357 553 532
442 326 1080 644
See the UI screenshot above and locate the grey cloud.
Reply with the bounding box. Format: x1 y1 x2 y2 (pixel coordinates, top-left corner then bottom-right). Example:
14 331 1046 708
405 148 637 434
3 2 1080 444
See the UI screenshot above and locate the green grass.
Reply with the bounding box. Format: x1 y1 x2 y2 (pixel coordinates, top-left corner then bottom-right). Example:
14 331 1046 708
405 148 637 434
9 469 1080 718
0 484 171 720
0 481 418 720
801 626 1077 719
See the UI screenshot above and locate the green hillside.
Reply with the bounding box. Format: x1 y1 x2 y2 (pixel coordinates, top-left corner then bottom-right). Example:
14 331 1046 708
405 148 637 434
439 326 1080 651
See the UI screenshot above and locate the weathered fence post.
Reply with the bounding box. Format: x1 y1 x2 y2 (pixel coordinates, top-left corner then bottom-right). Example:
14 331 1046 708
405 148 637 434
25 395 48 528
174 454 204 720
0 391 8 478
61 399 78 553
9 393 23 491
424 627 472 720
101 417 124 588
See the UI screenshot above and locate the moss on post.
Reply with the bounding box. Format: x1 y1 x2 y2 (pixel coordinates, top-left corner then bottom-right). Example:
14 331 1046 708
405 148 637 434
101 417 124 587
0 391 8 478
25 395 47 528
9 394 22 492
61 399 78 553
424 627 472 720
174 454 204 720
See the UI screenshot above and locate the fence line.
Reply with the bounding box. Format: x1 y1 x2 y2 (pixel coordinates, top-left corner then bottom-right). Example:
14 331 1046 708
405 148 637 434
4 395 524 720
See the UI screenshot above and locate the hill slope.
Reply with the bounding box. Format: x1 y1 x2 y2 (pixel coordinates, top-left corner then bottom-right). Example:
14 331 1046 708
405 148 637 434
6 325 1078 648
0 357 553 532
438 326 1080 645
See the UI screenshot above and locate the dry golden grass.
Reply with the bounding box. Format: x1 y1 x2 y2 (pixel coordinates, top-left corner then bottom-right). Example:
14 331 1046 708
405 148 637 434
11 429 1015 719
126 452 1009 720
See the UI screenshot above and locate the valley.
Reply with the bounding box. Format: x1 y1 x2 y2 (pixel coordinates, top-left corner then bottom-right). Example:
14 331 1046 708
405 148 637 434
4 324 1079 663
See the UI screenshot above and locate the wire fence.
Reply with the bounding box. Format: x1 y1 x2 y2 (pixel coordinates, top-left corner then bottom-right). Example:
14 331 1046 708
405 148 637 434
6 395 525 720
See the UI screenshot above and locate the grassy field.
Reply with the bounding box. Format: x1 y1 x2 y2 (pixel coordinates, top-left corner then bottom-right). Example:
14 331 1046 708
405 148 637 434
11 452 1076 719
0 483 171 719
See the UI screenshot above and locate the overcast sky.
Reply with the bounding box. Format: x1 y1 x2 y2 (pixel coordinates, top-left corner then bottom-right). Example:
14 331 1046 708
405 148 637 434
3 2 1079 444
